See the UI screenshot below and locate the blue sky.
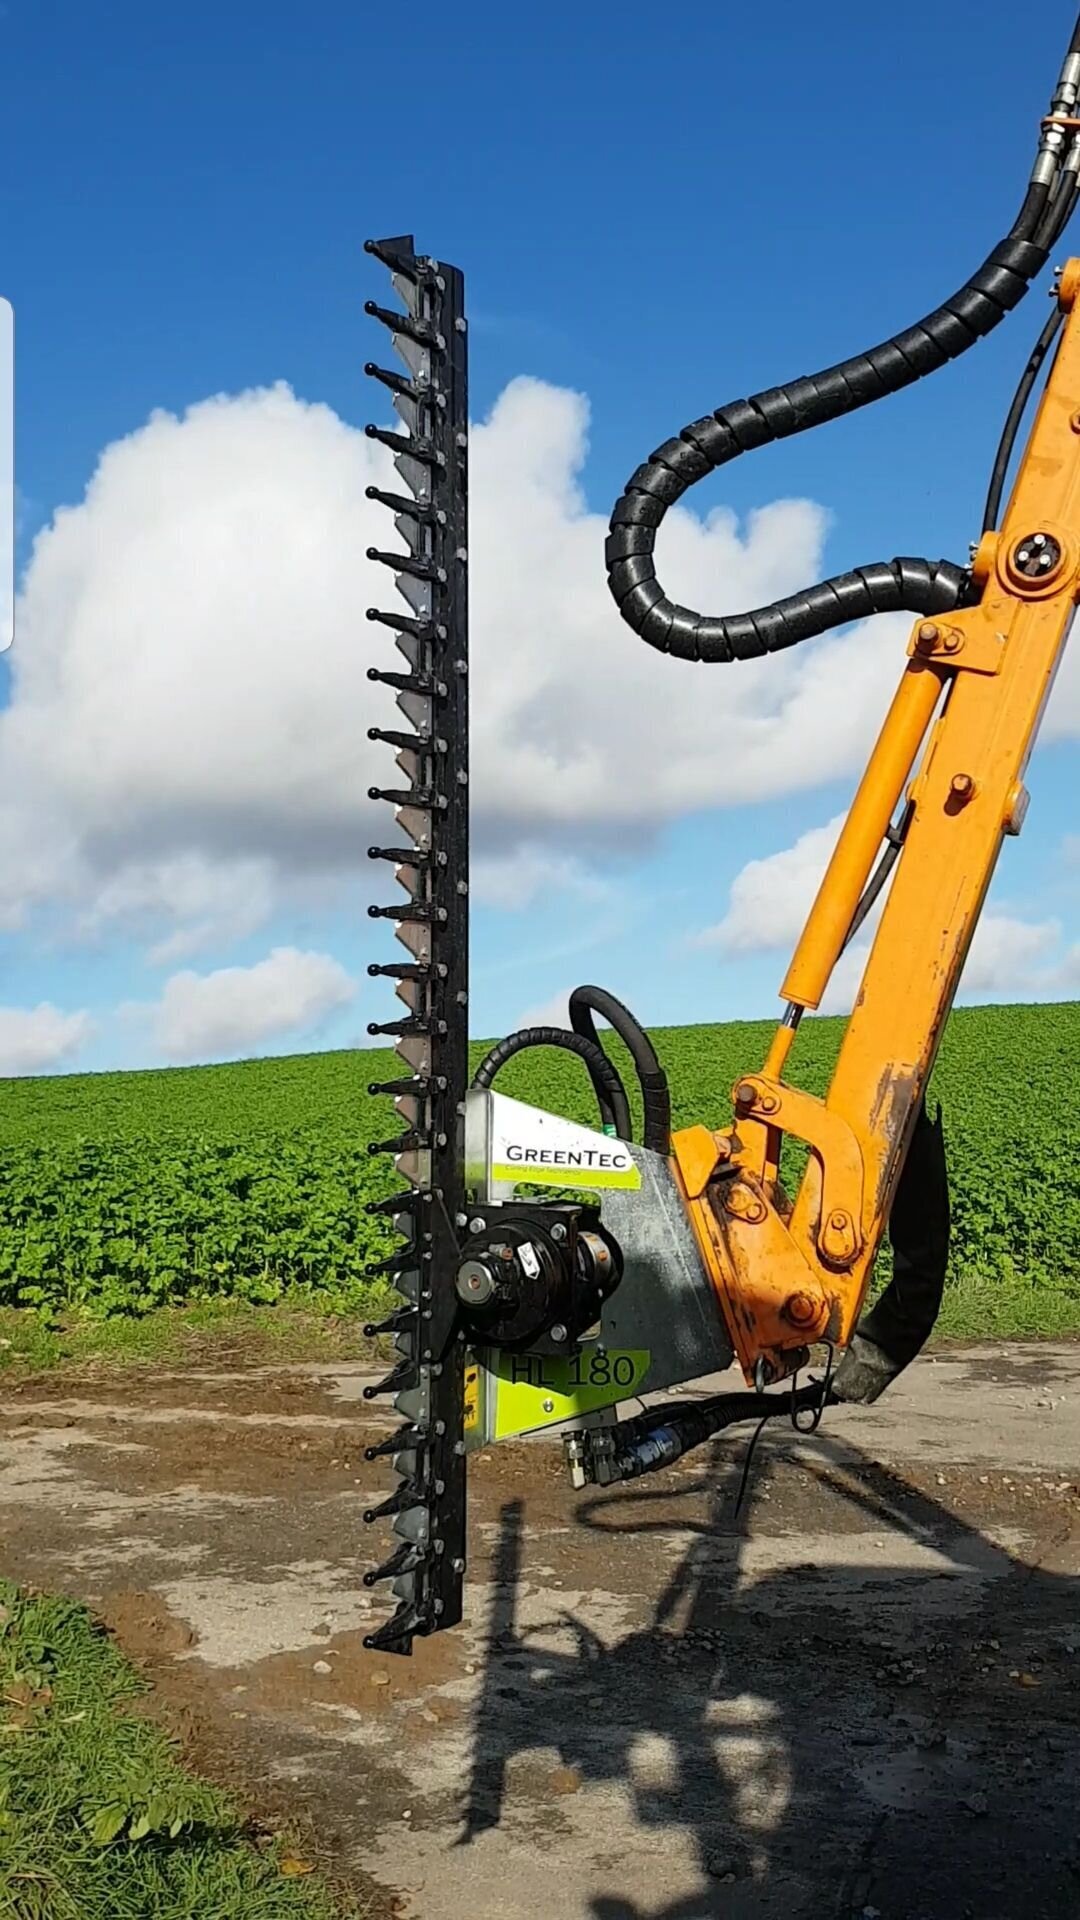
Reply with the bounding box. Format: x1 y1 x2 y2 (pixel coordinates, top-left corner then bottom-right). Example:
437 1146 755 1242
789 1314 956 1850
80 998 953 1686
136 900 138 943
2 0 1077 1074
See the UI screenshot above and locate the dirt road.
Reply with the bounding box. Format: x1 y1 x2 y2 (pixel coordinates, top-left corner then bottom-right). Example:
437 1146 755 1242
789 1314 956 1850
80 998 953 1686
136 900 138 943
2 1343 1079 1919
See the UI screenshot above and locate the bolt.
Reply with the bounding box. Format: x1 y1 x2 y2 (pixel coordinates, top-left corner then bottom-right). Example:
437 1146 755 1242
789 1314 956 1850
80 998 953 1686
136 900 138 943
828 1210 850 1233
468 1216 486 1235
551 1222 567 1243
915 621 940 652
452 1556 466 1572
456 1259 496 1306
551 1323 568 1343
941 630 963 654
734 1079 758 1108
542 1398 555 1414
724 1183 767 1224
950 772 975 802
783 1291 820 1329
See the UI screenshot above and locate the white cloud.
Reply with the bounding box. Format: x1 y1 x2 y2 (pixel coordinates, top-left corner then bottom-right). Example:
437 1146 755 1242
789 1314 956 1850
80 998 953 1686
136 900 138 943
0 1003 93 1076
472 846 612 911
514 986 575 1031
701 814 1074 1013
78 853 277 964
695 815 845 954
959 911 1062 993
13 373 1060 961
134 946 356 1064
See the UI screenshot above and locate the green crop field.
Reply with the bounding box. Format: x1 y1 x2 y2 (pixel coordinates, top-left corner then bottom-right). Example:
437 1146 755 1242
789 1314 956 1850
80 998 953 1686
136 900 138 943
0 1001 1076 1337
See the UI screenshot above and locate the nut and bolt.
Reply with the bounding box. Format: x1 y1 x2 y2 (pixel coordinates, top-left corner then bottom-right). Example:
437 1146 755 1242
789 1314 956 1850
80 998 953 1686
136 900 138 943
916 621 962 656
551 1222 567 1243
1012 530 1061 578
467 1216 486 1235
783 1291 820 1329
542 1398 555 1414
733 1078 778 1114
550 1323 568 1343
950 772 976 802
724 1182 767 1224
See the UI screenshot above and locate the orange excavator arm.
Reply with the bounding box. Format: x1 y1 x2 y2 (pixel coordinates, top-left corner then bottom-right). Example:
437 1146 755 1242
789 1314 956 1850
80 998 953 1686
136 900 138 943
671 265 1079 1395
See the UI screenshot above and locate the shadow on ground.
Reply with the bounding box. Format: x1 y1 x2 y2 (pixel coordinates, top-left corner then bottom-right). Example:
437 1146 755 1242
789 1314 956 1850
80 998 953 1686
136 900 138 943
463 1437 1080 1920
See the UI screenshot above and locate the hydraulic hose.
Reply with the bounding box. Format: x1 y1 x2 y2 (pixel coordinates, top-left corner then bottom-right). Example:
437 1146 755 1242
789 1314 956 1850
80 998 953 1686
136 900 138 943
606 22 1080 664
470 1025 634 1142
568 984 671 1155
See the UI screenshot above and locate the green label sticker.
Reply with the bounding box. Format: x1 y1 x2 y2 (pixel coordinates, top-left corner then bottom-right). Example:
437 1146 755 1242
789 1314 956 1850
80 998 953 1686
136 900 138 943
477 1346 651 1440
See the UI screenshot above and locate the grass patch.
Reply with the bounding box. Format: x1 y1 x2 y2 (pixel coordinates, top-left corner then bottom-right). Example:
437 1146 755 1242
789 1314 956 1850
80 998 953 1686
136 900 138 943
0 1582 354 1919
0 1297 387 1381
933 1267 1080 1342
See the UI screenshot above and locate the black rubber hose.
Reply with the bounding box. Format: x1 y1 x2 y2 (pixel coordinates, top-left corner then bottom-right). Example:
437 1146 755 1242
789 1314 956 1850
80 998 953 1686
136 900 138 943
568 985 671 1155
604 24 1080 665
982 306 1065 533
470 1026 634 1143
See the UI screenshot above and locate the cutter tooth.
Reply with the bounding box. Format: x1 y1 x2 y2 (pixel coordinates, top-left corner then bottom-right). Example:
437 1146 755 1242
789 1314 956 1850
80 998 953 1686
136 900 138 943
393 744 423 785
395 1147 432 1188
395 1035 432 1076
366 848 428 877
367 728 431 756
395 570 433 620
363 1421 425 1459
397 689 432 733
367 1073 432 1100
392 333 433 384
362 1246 422 1280
395 924 431 968
392 389 422 437
363 1539 429 1586
362 235 415 275
363 1357 417 1401
367 545 444 585
363 365 419 403
365 1190 426 1219
365 606 434 641
365 483 441 530
364 1482 426 1526
394 448 437 506
362 300 441 351
393 1091 424 1128
366 664 434 695
363 1308 420 1340
363 1605 426 1655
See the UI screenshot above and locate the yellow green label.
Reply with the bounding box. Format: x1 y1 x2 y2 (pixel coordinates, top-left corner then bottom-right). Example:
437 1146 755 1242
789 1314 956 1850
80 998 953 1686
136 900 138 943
477 1345 651 1440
